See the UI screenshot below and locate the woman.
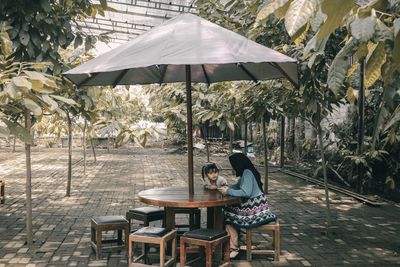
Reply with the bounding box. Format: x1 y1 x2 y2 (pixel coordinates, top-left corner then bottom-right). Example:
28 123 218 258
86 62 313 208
219 153 276 258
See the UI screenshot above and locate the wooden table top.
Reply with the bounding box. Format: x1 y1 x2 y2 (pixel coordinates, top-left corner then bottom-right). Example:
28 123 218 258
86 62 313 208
138 186 240 208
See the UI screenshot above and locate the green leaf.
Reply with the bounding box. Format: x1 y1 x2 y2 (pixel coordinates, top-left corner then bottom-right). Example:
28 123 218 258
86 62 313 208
24 98 42 115
255 0 292 25
12 76 32 90
327 38 357 94
383 106 400 132
51 95 78 105
365 42 386 88
346 87 357 103
19 31 30 46
317 0 355 40
3 119 34 144
0 125 10 138
227 120 235 131
284 0 317 37
100 0 108 9
5 83 19 99
41 94 58 110
23 70 46 81
350 15 377 42
40 0 51 12
74 35 83 48
0 31 13 56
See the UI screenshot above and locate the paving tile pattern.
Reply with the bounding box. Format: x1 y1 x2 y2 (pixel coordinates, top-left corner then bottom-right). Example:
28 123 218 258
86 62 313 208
0 147 399 266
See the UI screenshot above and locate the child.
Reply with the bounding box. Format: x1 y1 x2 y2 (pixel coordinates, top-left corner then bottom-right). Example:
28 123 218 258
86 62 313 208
202 162 228 190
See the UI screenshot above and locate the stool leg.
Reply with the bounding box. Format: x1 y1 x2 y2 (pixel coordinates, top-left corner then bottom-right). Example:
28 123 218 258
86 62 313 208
128 237 132 265
189 210 195 231
96 229 102 259
246 229 252 261
205 243 212 267
223 238 230 265
275 227 280 261
171 235 176 265
117 229 122 246
195 210 201 229
180 238 186 267
160 240 165 267
125 224 129 255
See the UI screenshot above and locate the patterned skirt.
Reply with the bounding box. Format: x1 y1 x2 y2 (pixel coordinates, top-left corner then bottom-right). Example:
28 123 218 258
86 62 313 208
224 194 277 229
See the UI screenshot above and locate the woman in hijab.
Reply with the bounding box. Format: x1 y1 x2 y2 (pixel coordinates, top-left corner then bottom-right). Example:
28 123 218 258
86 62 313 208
218 153 276 258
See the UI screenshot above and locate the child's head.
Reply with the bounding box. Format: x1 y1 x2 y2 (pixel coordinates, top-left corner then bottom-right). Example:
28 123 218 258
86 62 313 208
202 163 219 181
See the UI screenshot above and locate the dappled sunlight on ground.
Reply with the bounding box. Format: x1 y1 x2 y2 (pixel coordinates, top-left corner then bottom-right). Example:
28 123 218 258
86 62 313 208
0 147 399 266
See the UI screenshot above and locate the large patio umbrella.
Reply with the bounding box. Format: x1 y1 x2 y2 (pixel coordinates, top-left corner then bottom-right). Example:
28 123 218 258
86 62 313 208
63 13 298 195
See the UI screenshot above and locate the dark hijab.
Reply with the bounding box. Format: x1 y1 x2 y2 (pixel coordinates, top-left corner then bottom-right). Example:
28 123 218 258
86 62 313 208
229 153 264 193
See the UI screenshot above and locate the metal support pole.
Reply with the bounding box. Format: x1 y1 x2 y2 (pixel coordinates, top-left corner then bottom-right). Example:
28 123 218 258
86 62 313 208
186 65 194 195
357 59 365 193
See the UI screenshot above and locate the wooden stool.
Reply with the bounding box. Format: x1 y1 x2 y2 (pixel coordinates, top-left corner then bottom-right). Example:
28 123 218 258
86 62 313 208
128 226 177 267
90 215 129 259
174 208 201 231
180 228 230 267
244 220 280 261
126 207 165 232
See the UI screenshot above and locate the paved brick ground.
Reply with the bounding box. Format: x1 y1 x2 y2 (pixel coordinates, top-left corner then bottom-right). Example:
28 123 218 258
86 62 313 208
0 147 399 266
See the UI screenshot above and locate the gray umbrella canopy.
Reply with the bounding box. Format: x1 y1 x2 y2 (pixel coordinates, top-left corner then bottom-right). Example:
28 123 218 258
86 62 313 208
64 13 297 87
64 13 298 195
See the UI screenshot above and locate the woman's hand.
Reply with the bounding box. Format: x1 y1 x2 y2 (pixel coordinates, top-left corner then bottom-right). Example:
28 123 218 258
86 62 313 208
206 184 217 190
218 186 229 194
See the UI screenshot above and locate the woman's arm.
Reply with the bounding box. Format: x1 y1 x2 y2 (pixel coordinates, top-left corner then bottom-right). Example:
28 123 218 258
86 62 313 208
226 170 254 197
216 176 228 187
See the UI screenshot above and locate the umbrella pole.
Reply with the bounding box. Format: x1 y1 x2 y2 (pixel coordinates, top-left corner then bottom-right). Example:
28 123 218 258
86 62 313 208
186 65 194 195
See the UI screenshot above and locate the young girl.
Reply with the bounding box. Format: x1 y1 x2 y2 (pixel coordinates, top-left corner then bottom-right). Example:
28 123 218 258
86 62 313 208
202 162 228 190
218 153 276 259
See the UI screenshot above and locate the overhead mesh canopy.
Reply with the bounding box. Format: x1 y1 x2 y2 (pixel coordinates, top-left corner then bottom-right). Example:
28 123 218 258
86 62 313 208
77 0 198 44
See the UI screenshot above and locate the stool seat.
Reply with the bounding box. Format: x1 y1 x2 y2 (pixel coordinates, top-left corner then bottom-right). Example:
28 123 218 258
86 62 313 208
133 226 168 237
92 215 128 224
183 229 227 241
129 207 164 215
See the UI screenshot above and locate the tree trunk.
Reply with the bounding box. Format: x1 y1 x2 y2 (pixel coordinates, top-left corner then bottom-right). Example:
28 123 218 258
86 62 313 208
229 129 233 154
66 112 72 197
298 118 306 158
249 122 253 142
244 121 248 155
317 122 332 233
83 119 87 176
262 114 269 193
279 116 285 168
24 110 33 246
13 135 16 152
91 138 97 163
201 124 210 162
288 117 295 159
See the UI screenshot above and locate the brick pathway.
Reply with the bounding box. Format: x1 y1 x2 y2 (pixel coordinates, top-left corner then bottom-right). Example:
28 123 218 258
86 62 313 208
0 147 399 266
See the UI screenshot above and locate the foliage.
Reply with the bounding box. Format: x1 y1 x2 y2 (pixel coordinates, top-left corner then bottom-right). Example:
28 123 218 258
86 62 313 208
0 22 65 143
0 0 110 74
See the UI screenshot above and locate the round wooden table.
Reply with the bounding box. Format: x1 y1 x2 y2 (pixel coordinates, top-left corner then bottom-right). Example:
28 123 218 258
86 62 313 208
138 186 240 230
